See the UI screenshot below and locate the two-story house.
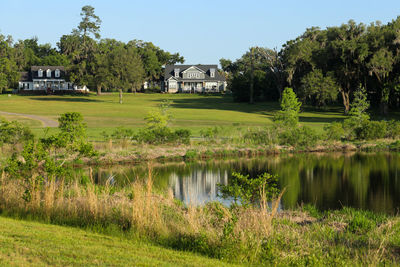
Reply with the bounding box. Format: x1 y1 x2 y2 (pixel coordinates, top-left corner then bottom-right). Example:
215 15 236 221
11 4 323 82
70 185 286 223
18 66 86 92
163 64 226 93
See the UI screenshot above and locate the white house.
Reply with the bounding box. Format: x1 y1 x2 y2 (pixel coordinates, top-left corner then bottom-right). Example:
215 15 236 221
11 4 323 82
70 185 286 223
163 64 226 93
18 66 87 92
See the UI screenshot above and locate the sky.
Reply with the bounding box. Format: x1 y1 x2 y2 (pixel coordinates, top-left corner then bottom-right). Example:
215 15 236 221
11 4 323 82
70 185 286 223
0 0 399 65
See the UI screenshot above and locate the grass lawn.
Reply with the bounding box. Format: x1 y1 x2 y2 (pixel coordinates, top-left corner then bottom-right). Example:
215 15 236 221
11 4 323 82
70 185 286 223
0 93 347 140
0 216 237 267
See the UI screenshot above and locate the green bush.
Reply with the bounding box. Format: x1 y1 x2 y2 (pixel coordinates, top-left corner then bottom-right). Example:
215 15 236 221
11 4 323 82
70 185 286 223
279 126 319 148
134 127 191 145
173 129 191 144
355 120 387 140
324 122 344 141
0 118 34 146
386 120 400 139
111 127 134 140
243 128 278 145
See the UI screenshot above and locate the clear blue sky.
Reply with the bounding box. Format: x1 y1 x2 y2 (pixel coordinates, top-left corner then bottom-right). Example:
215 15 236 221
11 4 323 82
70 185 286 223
0 0 399 64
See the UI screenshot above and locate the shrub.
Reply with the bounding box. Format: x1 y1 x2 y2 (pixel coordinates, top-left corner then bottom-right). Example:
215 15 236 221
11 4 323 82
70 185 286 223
279 126 319 148
218 172 280 208
184 149 198 160
355 120 387 140
243 128 278 145
200 127 221 141
134 127 191 145
324 122 344 141
386 120 400 139
111 127 134 140
0 118 34 146
173 129 191 144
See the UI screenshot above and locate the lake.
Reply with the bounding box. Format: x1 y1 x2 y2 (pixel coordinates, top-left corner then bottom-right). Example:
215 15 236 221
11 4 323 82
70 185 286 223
84 152 400 214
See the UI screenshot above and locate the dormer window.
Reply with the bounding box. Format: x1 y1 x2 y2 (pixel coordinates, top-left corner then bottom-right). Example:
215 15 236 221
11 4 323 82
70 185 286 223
210 68 215 78
38 69 43 77
46 69 52 78
55 69 60 78
174 68 180 78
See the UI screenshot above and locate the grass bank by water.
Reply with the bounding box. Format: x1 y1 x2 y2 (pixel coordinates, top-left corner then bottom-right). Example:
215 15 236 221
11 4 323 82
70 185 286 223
1 171 400 265
0 216 235 266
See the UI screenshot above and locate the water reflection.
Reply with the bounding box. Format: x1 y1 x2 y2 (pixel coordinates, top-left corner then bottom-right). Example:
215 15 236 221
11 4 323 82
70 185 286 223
88 152 400 214
169 169 229 205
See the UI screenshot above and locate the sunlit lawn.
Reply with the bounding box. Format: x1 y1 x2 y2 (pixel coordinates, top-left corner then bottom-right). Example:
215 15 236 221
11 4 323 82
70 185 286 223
0 216 236 266
0 93 348 140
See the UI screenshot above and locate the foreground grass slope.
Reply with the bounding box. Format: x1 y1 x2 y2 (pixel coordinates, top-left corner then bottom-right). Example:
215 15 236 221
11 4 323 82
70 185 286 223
0 216 236 267
0 93 347 138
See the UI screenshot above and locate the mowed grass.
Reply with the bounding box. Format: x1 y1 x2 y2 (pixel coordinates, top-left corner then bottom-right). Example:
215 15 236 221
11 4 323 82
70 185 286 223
0 93 347 139
0 216 237 267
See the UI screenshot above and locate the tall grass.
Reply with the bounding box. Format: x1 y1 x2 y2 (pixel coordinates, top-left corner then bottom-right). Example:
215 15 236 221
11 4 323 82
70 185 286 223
1 167 400 265
0 168 284 264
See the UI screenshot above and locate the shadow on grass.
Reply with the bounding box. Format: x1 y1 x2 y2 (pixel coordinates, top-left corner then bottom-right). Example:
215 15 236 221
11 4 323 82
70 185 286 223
29 97 104 103
160 96 346 122
154 95 280 116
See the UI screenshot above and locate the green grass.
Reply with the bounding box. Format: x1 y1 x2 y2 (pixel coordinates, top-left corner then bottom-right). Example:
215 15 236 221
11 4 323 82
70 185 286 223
0 216 237 267
0 93 347 139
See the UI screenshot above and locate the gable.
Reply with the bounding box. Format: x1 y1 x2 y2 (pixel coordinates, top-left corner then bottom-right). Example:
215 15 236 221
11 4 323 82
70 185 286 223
182 66 205 73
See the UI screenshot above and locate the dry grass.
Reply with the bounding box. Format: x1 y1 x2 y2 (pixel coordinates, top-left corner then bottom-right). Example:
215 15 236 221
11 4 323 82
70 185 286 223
0 168 284 263
1 169 400 265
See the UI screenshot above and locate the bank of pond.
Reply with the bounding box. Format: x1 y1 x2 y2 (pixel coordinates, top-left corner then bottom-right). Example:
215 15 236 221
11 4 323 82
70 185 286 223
81 152 400 214
2 151 400 265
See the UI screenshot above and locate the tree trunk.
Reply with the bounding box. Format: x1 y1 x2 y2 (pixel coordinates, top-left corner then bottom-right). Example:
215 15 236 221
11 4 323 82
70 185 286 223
340 90 350 114
380 101 389 115
119 89 123 104
97 85 101 95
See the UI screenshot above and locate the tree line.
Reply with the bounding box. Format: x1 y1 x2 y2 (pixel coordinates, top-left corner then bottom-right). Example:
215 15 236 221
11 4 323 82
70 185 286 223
221 17 400 114
0 5 184 94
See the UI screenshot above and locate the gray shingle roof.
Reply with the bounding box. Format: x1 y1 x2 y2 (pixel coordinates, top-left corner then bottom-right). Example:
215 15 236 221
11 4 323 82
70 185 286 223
31 66 65 71
19 72 30 82
164 64 225 81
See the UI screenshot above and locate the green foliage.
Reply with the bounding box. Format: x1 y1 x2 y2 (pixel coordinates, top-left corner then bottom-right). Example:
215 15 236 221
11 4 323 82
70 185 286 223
243 128 278 145
279 126 319 148
324 122 345 140
386 120 400 139
355 120 387 140
58 112 87 141
300 69 339 107
200 126 222 142
133 100 191 145
111 127 134 140
218 172 279 208
273 88 301 127
0 118 34 146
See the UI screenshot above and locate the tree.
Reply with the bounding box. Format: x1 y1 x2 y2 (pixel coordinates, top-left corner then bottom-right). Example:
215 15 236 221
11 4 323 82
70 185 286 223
78 5 102 41
345 86 370 130
273 88 302 127
300 69 339 107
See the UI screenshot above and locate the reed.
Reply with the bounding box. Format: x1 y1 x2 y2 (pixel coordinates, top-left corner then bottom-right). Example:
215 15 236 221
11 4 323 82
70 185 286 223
0 169 398 265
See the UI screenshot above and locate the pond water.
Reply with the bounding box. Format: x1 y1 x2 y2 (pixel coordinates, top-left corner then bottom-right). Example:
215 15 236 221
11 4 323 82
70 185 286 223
82 152 400 214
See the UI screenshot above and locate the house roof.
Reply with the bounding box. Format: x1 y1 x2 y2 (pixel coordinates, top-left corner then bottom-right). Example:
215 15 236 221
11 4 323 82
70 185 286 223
19 72 30 82
31 66 65 71
19 66 67 82
164 64 225 81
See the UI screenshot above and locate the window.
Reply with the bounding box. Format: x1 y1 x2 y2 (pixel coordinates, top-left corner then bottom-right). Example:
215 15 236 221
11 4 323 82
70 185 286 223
38 69 43 77
55 69 60 78
174 68 180 78
210 68 215 78
187 72 200 79
169 81 177 89
47 69 52 78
